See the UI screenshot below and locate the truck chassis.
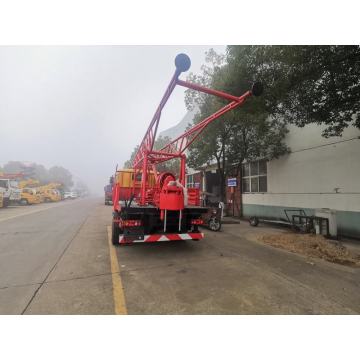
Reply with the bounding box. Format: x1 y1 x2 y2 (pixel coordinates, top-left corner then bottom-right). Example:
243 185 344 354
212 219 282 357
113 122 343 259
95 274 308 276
112 202 207 245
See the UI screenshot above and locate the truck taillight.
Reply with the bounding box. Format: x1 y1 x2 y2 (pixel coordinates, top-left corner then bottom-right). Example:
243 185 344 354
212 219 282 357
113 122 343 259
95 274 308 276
122 219 142 227
191 219 203 225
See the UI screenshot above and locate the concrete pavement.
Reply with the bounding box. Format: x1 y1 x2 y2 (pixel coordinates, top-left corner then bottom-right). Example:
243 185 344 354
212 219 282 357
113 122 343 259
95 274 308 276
116 226 360 314
0 199 359 314
0 198 113 314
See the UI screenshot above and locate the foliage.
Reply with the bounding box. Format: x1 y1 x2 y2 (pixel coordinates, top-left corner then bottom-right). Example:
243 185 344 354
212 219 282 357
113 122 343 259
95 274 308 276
48 166 73 189
184 48 226 111
153 135 180 175
227 45 360 137
123 145 139 168
1 161 74 189
185 49 289 201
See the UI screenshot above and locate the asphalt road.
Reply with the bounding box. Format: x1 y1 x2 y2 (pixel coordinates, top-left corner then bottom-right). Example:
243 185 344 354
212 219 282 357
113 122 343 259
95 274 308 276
0 199 359 314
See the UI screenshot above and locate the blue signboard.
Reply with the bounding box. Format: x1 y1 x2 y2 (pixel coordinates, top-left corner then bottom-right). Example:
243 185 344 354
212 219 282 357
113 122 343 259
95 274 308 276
227 178 237 187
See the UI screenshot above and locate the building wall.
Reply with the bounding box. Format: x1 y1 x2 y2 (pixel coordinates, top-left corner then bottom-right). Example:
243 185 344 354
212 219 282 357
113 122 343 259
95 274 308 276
243 124 360 238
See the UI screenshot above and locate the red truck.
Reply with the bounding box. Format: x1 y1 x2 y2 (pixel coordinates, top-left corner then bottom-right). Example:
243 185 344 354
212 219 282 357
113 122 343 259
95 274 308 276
111 54 262 245
104 176 114 205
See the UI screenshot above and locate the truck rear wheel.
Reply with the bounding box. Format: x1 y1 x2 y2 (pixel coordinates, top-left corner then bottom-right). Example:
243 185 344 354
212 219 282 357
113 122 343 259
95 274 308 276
112 220 121 245
209 217 221 231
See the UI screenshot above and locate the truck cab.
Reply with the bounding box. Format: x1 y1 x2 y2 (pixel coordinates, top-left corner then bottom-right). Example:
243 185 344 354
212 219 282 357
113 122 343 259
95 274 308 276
41 188 61 202
0 179 22 207
20 188 42 205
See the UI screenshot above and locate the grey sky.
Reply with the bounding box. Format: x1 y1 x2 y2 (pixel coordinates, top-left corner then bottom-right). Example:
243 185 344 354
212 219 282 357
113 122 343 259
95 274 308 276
0 46 225 194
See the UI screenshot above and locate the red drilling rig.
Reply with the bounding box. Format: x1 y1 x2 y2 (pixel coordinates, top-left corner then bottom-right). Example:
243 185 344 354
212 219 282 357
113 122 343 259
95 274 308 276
111 53 262 245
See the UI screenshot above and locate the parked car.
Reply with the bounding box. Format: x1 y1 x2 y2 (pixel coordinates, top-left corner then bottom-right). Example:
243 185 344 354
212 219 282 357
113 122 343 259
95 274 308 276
20 188 42 205
70 191 78 199
64 191 72 199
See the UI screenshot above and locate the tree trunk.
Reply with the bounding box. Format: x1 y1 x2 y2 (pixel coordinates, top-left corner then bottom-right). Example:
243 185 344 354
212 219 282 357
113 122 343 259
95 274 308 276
219 171 226 203
220 142 227 203
239 163 243 218
216 157 226 203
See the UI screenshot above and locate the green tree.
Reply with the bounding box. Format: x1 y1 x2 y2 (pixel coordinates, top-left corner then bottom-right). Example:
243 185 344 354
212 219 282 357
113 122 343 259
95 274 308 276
227 45 360 137
1 161 74 189
33 164 50 184
2 161 49 183
123 145 139 168
185 49 289 202
3 161 26 174
48 166 73 190
153 135 180 175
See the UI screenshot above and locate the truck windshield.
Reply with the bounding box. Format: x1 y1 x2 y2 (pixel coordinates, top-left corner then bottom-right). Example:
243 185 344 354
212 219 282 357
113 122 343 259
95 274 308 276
0 180 8 188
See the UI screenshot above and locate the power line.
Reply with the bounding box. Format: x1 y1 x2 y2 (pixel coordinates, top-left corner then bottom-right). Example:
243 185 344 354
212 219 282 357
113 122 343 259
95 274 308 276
290 136 360 154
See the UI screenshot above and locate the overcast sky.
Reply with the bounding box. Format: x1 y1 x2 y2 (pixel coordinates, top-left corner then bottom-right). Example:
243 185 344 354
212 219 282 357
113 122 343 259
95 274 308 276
0 46 225 194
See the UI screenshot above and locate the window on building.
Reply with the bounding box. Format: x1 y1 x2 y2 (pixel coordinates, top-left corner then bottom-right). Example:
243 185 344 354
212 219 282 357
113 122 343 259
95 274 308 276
242 160 267 193
242 163 250 177
242 178 250 193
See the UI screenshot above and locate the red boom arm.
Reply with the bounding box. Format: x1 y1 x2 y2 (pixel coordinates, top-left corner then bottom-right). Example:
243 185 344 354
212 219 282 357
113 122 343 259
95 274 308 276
129 53 262 206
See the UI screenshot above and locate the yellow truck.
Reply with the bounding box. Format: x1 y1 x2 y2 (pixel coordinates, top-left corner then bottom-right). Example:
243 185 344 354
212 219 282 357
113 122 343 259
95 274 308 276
42 188 61 202
37 183 62 202
18 179 42 205
19 188 42 205
0 192 3 208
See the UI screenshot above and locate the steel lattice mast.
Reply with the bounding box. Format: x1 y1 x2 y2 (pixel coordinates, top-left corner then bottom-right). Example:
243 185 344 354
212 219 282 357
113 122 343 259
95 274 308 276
131 53 262 205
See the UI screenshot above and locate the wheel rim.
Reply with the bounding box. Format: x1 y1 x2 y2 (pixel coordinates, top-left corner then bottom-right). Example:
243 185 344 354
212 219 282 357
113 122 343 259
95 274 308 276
209 219 220 231
250 217 258 226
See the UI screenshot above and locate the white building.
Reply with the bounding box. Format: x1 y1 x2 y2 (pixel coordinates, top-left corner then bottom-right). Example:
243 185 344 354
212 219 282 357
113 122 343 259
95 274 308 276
242 124 360 238
161 109 360 238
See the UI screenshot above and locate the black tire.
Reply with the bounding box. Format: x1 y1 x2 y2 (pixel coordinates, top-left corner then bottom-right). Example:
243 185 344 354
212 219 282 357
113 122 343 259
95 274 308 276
20 199 29 206
208 217 221 231
112 219 121 245
249 216 259 227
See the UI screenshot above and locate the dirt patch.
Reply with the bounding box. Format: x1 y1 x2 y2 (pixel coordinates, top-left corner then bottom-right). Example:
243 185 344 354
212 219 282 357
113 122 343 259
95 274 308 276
259 233 360 267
